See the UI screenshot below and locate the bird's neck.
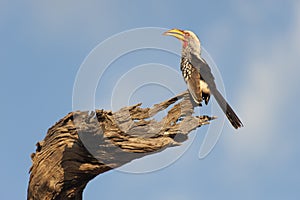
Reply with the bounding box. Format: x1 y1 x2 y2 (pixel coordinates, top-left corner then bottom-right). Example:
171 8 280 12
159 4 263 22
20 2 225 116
182 47 191 61
182 46 201 61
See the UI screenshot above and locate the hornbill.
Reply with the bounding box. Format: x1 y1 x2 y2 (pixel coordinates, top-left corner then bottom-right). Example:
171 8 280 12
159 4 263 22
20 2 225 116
164 28 243 129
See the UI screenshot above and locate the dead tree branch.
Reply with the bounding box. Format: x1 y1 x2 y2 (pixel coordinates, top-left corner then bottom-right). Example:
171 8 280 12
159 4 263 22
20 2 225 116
28 91 215 200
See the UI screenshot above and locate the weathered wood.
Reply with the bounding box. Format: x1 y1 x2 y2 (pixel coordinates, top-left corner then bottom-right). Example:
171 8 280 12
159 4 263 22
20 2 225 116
28 91 215 200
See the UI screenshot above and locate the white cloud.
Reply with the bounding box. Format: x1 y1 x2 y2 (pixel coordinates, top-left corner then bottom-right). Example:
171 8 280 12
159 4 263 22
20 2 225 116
223 0 300 172
28 1 119 40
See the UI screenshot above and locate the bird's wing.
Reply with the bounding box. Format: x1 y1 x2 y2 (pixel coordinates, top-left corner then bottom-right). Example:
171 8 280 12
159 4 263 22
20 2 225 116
190 53 217 90
181 58 203 104
190 53 243 129
186 66 202 104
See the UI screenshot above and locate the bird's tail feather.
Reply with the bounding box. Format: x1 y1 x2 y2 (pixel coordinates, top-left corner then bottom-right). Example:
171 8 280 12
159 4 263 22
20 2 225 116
212 89 243 129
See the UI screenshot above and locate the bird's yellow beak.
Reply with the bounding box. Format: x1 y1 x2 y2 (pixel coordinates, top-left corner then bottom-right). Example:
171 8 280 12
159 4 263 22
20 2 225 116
163 28 185 41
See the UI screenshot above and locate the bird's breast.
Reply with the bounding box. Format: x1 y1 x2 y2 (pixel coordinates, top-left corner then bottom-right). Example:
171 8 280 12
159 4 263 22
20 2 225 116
180 58 195 81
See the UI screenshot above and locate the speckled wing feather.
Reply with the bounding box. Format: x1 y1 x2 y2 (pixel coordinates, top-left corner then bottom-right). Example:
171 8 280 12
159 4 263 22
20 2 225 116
180 58 202 104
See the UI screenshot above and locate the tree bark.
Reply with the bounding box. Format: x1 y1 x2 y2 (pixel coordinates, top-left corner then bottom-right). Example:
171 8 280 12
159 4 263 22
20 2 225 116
27 91 215 200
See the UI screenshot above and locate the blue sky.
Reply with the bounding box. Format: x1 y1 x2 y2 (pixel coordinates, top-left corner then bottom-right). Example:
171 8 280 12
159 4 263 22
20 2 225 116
1 0 300 199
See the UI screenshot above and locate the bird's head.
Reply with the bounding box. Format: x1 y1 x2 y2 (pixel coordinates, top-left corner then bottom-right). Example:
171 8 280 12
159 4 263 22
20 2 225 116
163 28 201 55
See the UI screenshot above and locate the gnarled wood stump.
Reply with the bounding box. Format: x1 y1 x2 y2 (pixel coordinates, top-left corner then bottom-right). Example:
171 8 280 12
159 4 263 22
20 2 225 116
28 91 215 200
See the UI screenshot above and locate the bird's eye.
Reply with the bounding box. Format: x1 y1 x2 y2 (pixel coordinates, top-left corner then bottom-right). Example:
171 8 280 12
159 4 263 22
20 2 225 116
184 32 190 37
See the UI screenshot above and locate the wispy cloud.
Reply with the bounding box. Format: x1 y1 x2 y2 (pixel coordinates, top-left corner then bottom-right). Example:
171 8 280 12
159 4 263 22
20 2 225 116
224 0 300 173
27 1 120 41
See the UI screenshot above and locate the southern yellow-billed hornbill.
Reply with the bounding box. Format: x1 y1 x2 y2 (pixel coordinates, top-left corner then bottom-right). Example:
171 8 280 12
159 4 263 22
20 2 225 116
164 28 243 129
